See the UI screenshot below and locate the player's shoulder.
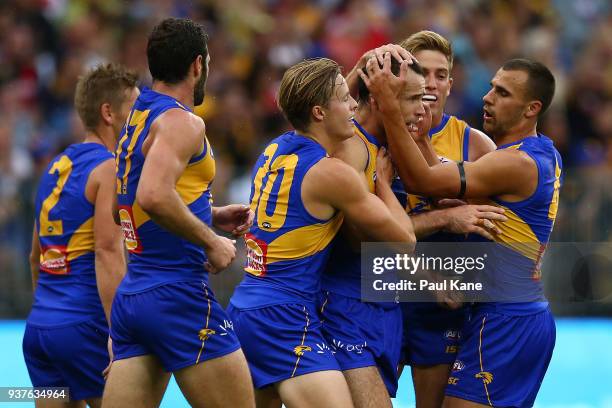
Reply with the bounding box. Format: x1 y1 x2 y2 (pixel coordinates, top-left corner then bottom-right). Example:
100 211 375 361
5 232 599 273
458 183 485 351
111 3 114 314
305 157 362 197
333 135 369 172
155 107 205 133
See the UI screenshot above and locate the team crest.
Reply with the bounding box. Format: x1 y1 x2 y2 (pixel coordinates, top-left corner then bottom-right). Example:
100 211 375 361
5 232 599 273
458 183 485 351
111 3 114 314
475 371 494 384
198 328 216 341
293 345 312 356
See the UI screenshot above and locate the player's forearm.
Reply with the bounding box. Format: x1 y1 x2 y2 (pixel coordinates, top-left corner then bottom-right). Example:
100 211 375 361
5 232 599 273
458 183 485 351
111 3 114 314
138 188 220 250
95 248 125 323
378 104 436 192
410 210 449 239
414 138 440 166
345 56 368 97
375 180 416 244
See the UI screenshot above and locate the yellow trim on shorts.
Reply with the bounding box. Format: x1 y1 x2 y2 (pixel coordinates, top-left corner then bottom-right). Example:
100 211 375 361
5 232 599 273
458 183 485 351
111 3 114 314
291 306 310 378
478 316 493 406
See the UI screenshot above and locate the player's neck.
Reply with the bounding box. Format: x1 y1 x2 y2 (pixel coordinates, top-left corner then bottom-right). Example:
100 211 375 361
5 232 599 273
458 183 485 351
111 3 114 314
431 112 444 130
84 128 115 152
494 123 538 147
299 127 341 155
152 81 195 110
356 106 385 144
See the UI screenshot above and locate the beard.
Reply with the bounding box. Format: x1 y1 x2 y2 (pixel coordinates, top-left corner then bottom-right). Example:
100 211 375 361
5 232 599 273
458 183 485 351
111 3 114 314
194 72 207 106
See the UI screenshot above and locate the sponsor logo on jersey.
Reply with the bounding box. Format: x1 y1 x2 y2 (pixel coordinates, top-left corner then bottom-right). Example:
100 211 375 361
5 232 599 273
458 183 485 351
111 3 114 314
245 233 268 276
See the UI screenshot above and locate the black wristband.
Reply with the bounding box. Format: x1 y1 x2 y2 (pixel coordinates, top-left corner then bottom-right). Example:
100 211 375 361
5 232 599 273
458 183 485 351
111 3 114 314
457 161 466 198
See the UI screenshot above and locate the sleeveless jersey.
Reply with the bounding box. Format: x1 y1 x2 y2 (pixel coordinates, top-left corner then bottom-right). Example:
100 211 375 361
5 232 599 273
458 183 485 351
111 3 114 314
321 120 380 298
231 131 343 309
28 143 113 327
115 87 215 293
484 134 562 311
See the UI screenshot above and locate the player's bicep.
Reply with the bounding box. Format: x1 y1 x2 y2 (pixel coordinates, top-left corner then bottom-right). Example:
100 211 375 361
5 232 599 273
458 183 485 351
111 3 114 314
140 111 203 192
463 150 525 197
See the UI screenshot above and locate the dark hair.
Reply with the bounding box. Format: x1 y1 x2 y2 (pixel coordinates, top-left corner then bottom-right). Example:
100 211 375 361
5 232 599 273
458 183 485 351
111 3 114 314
358 58 424 103
147 18 209 84
502 58 555 116
74 63 138 130
278 58 342 132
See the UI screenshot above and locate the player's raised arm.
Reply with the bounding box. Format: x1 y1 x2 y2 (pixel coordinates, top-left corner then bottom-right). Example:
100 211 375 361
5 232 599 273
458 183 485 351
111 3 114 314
360 53 533 199
90 159 126 324
303 156 415 246
135 109 236 272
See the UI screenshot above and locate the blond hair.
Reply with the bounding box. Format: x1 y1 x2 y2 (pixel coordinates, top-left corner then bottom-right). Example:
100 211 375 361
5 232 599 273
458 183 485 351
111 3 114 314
74 63 138 130
400 30 453 70
277 58 341 132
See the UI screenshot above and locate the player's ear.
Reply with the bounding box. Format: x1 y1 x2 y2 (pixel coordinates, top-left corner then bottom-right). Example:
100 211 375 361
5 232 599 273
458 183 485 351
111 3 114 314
193 54 203 78
312 105 325 122
447 76 453 96
525 100 542 119
100 102 113 126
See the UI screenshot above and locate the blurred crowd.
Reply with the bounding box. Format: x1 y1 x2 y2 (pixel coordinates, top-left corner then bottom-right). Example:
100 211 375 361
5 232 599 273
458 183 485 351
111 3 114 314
1 0 611 315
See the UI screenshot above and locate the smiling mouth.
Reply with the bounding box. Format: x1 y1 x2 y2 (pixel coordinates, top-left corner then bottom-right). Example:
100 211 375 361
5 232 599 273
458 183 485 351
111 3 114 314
423 94 437 102
406 119 420 132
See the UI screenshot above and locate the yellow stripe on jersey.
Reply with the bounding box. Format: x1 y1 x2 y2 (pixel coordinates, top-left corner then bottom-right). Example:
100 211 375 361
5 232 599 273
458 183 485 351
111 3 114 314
264 213 343 264
548 159 561 221
176 137 216 205
491 206 540 261
120 109 150 194
66 217 95 261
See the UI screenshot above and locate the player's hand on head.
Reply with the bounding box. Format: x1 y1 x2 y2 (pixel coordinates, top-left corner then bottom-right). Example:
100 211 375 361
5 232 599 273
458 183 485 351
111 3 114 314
375 147 395 187
213 204 254 237
358 52 408 105
367 43 417 66
443 204 507 240
205 236 237 274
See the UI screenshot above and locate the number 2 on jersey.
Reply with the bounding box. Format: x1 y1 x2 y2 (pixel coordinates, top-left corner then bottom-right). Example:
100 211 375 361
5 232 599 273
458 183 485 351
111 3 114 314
39 155 73 236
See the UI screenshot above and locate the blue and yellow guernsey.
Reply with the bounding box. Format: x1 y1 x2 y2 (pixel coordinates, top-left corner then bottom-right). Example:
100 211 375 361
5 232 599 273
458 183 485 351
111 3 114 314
482 134 562 312
28 143 113 327
321 120 380 299
115 87 215 293
230 131 343 309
